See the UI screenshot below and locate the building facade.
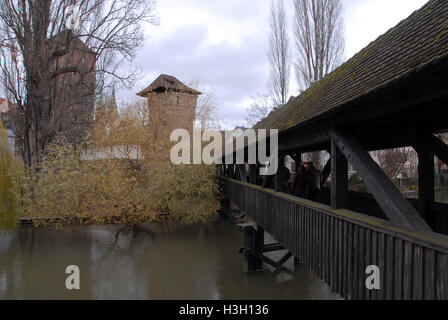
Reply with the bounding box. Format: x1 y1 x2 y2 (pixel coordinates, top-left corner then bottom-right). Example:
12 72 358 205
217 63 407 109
46 30 96 144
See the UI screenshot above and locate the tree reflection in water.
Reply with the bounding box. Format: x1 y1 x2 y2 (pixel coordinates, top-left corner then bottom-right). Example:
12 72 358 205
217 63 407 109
0 222 341 299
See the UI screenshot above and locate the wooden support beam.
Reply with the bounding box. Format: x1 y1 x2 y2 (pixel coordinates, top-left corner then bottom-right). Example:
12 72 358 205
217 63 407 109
418 150 435 223
260 252 293 268
332 128 432 233
279 130 331 152
238 223 264 273
411 131 448 167
331 138 348 209
219 197 231 220
321 158 332 188
262 243 285 253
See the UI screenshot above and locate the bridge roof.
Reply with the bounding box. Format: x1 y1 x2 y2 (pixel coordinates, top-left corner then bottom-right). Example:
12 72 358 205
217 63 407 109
254 0 448 133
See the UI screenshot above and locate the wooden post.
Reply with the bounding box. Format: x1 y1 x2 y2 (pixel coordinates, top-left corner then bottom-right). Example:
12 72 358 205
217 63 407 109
418 150 434 223
254 225 264 271
219 197 231 220
321 158 332 188
238 223 264 273
331 137 348 209
333 128 432 232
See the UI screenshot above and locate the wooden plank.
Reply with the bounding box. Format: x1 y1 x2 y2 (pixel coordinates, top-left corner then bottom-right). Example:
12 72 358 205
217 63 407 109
313 211 317 274
319 212 324 279
352 225 360 300
280 199 284 244
403 242 413 300
293 205 298 258
377 233 385 300
314 212 319 276
346 222 353 299
294 206 302 263
337 219 343 296
304 209 308 267
330 216 336 292
300 207 304 264
365 229 372 300
315 212 319 275
423 248 435 300
371 231 378 300
385 235 394 300
342 221 348 298
331 137 348 209
332 128 432 232
299 206 304 263
290 204 294 250
323 213 328 282
436 253 448 300
394 238 404 300
357 226 365 300
290 203 293 250
417 150 435 222
312 209 316 273
413 245 423 300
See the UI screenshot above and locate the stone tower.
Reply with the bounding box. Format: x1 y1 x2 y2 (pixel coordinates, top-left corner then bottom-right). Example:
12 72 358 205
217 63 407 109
137 74 201 141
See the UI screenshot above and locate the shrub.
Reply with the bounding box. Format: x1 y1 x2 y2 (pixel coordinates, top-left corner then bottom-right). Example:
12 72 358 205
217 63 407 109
0 121 23 230
18 102 220 227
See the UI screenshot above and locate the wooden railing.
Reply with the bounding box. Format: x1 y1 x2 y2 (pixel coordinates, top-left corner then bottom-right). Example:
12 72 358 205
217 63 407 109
312 188 448 235
222 177 448 300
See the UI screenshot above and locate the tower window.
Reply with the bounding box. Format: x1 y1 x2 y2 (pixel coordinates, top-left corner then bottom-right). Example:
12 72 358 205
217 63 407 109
174 95 180 105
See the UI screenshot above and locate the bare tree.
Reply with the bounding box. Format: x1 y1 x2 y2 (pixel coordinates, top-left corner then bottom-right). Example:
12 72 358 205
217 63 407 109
121 99 150 127
372 148 415 180
195 90 226 131
0 0 158 167
268 0 290 107
245 93 273 128
293 0 345 167
293 0 345 91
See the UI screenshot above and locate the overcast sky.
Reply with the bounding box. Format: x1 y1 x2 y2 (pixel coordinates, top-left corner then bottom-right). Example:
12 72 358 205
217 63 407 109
117 0 429 129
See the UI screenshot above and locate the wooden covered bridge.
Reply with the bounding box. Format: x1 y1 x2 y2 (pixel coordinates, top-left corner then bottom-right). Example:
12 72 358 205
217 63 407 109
219 0 448 300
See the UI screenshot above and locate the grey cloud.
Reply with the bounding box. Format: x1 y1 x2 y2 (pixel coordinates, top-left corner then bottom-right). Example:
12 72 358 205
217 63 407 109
125 22 270 128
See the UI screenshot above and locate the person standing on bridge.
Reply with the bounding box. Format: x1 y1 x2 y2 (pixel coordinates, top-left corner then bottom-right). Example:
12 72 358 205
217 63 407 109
290 165 308 199
305 162 321 202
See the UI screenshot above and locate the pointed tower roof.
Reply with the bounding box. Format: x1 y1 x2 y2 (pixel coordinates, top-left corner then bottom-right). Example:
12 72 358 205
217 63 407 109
137 74 201 97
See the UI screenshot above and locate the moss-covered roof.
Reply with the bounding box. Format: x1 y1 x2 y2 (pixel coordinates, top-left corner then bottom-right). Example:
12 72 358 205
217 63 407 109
255 0 448 132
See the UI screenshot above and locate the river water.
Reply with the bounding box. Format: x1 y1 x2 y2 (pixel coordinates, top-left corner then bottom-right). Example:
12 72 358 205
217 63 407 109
0 221 340 300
